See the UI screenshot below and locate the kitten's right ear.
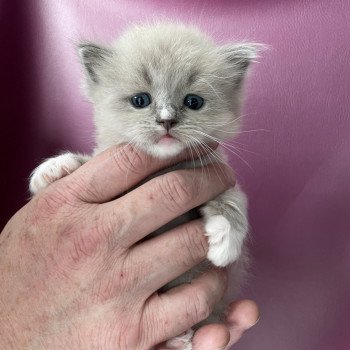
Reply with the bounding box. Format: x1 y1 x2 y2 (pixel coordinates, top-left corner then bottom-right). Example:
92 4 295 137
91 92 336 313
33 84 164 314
78 43 113 84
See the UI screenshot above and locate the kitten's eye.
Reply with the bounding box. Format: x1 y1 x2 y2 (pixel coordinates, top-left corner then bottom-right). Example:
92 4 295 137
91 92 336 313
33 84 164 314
131 93 151 108
184 94 204 110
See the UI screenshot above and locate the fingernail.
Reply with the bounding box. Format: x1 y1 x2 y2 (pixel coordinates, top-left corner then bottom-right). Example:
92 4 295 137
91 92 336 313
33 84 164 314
251 316 260 328
209 141 219 149
225 169 236 186
215 346 227 350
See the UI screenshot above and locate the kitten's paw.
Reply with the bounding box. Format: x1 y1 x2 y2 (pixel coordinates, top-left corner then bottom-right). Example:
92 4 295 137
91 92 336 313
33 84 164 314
29 153 83 195
166 329 193 350
205 215 240 267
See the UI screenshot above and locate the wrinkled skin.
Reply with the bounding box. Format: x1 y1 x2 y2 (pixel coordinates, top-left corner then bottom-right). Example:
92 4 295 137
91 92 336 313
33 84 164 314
0 144 258 350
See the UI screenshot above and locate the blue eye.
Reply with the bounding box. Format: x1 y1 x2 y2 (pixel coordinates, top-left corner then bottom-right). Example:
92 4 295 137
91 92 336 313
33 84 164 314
184 94 204 110
131 93 151 108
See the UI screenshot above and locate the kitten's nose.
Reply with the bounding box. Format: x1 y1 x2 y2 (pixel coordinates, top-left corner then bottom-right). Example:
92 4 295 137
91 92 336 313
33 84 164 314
156 118 178 131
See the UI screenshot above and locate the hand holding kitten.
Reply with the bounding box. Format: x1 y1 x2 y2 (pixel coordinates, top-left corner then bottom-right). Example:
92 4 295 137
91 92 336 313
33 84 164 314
1 144 258 350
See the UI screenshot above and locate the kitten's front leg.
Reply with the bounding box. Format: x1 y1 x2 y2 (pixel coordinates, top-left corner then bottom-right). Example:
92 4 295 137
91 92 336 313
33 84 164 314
201 184 248 267
163 186 248 350
29 152 90 195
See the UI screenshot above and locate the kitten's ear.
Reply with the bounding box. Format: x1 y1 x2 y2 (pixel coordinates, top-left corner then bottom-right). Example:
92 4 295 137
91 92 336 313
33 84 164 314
78 43 113 84
219 43 264 85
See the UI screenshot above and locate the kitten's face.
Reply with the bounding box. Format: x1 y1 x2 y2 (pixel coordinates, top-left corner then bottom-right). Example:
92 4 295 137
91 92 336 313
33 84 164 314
80 23 258 158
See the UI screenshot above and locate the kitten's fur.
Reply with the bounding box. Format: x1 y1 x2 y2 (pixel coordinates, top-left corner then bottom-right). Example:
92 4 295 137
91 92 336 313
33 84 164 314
29 23 259 349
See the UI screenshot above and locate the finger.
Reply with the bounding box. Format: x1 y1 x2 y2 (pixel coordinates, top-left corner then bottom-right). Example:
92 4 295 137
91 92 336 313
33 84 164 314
130 220 208 293
143 268 228 347
101 163 235 246
154 300 259 350
192 324 230 350
64 143 217 203
225 300 260 347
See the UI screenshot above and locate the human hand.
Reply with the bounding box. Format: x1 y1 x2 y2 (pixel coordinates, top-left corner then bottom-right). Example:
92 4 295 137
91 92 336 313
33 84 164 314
0 144 244 350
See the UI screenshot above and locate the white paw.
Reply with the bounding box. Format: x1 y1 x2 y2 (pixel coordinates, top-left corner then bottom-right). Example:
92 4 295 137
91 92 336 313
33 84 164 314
205 215 240 267
29 153 82 195
166 329 193 350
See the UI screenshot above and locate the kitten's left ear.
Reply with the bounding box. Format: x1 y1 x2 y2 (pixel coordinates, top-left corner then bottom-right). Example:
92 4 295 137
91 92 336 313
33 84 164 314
219 43 264 85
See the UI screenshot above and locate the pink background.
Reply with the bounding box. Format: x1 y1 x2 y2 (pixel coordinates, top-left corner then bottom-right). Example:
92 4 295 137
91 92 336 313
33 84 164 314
1 1 350 349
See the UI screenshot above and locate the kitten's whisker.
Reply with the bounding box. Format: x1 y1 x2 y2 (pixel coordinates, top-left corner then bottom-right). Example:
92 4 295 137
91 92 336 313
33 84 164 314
191 140 206 192
193 138 229 183
193 140 227 189
208 126 269 135
224 143 259 156
191 129 253 170
228 139 249 147
237 128 270 134
204 114 248 127
205 119 245 127
178 132 209 187
184 134 227 188
182 138 197 174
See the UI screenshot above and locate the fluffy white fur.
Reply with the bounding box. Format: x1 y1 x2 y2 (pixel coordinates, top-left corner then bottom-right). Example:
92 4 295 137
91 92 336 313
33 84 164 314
29 22 260 349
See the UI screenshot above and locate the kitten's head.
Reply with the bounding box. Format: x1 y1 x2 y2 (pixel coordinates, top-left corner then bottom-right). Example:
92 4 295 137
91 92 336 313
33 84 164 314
79 23 259 158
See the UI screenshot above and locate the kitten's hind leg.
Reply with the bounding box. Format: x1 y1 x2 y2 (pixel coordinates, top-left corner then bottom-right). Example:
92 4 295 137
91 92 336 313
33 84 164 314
29 152 90 195
201 184 248 267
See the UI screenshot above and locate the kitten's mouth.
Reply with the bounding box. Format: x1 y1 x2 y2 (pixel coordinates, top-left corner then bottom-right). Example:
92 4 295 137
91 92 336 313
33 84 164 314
149 131 185 157
157 132 179 145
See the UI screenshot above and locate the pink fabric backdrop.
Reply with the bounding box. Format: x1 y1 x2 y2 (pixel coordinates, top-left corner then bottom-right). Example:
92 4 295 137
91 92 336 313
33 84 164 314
1 1 350 349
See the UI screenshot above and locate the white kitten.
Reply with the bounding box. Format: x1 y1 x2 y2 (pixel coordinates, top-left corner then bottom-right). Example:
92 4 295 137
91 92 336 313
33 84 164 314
30 22 260 349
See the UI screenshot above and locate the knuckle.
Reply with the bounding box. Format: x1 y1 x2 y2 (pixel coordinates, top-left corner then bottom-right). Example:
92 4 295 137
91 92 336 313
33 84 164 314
26 193 61 228
139 298 160 349
59 210 107 264
189 289 212 323
74 177 102 202
111 144 147 176
180 223 208 264
98 206 129 251
158 172 198 212
31 190 63 217
54 202 129 267
71 230 98 261
31 169 87 206
211 163 236 187
92 254 131 302
220 269 229 291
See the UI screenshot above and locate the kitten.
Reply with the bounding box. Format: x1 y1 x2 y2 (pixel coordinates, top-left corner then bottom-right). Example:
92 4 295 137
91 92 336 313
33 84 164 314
29 23 259 349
